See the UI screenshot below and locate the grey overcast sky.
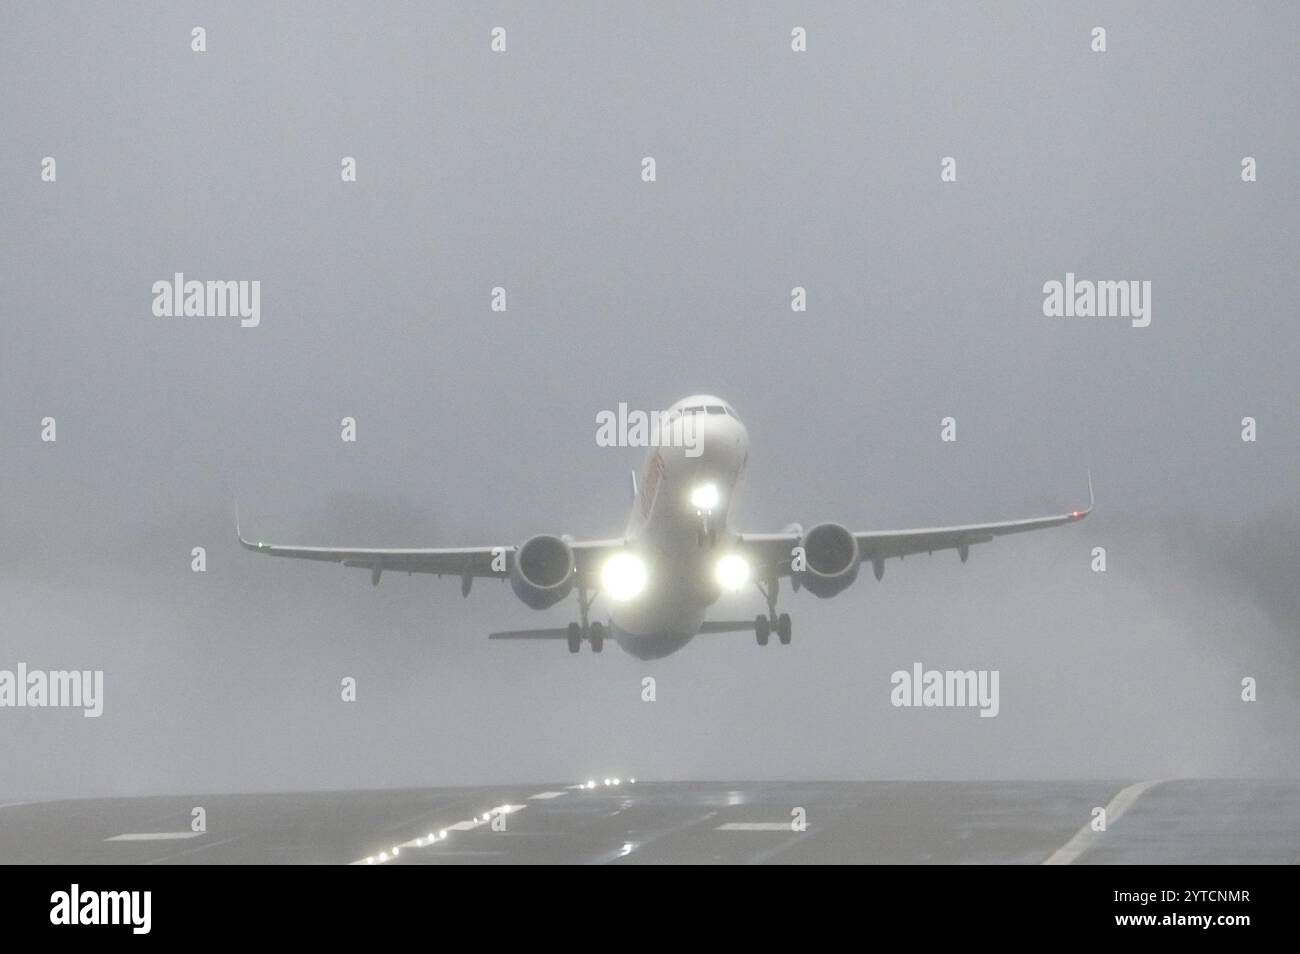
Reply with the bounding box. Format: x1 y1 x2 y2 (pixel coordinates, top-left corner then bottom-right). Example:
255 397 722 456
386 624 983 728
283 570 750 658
1 2 1297 801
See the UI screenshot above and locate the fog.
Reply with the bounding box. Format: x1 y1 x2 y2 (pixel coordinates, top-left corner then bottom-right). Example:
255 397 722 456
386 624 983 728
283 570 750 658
1 2 1297 801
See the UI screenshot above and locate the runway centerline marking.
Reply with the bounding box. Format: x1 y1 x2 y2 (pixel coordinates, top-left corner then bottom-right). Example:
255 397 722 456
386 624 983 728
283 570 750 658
717 822 795 831
106 832 203 842
529 791 567 800
1042 780 1163 865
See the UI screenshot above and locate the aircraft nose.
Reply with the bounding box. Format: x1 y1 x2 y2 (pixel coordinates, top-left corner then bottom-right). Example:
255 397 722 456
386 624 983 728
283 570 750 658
700 412 747 462
720 413 748 447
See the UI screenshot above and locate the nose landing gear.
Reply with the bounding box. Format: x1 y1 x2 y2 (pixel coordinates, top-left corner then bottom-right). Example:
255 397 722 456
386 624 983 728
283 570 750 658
695 513 718 548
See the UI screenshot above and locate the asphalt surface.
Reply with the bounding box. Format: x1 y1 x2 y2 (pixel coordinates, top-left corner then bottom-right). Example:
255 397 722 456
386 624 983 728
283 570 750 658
1 780 1296 864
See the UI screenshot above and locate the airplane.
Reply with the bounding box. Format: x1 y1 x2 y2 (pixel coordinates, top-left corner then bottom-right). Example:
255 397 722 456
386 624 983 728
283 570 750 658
238 394 1092 659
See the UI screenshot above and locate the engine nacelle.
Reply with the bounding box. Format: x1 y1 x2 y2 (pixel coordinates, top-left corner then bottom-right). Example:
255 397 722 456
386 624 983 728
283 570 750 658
510 534 575 609
796 522 860 598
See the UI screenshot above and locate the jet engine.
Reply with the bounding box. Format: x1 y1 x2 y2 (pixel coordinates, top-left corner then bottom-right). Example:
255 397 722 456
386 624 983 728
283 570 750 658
510 534 575 609
796 522 860 598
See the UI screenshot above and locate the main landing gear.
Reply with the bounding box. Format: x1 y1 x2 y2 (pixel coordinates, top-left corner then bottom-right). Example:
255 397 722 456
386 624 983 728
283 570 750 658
568 585 605 654
754 578 792 646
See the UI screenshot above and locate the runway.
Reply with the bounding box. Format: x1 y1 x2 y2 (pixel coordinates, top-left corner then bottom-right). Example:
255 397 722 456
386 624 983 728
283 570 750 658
2 780 1297 864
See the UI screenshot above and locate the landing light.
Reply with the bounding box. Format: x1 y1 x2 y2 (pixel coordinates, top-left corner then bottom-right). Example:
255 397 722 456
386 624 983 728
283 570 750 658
602 552 648 601
714 553 750 591
690 483 720 511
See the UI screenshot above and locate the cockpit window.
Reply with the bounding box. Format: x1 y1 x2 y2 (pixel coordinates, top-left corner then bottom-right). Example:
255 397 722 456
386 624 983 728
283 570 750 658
684 406 705 415
706 405 726 415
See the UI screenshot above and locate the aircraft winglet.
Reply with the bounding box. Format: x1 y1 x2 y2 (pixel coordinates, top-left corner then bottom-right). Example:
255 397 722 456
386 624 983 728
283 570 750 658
233 499 263 550
1070 469 1095 521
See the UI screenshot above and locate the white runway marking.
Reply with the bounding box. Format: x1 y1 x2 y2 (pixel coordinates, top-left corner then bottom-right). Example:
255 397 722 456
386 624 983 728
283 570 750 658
106 832 203 842
717 822 793 831
529 791 567 800
1042 780 1163 865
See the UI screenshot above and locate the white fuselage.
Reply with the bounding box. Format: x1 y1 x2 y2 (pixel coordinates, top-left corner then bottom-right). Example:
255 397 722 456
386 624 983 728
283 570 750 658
608 396 750 659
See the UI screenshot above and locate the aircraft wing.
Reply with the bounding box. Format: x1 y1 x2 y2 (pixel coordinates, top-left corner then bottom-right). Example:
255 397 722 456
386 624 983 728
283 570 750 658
237 513 624 588
737 475 1092 582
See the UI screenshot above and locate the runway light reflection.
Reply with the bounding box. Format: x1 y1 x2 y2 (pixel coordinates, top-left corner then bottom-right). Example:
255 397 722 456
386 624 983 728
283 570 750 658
354 789 614 864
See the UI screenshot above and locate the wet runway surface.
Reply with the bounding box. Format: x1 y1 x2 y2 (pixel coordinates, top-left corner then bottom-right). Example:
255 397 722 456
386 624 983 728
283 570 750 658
2 780 1296 864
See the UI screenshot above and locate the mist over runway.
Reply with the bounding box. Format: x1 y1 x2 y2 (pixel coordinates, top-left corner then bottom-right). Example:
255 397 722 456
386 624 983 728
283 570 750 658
2 509 1296 804
4 780 1297 865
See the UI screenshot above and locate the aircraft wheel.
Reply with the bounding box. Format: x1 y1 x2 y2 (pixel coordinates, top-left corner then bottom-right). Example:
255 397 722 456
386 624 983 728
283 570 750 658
755 614 770 646
567 622 581 654
777 613 792 645
589 621 605 653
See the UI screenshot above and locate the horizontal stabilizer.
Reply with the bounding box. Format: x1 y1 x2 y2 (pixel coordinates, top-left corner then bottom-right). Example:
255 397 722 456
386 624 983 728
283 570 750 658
698 620 760 635
488 627 572 640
